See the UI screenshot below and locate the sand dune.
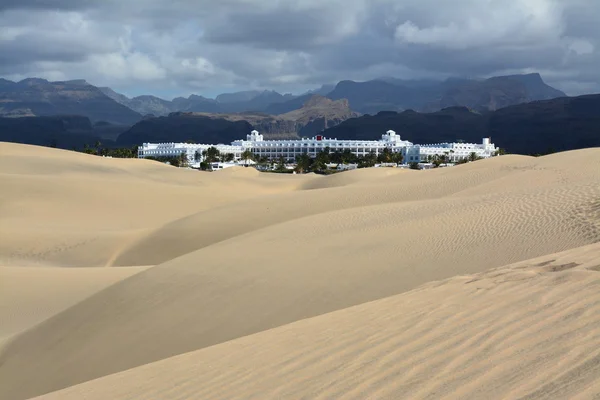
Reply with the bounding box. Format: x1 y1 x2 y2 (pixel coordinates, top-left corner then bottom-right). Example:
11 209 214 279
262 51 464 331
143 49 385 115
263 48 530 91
33 243 600 400
0 266 149 342
0 142 309 267
0 144 599 399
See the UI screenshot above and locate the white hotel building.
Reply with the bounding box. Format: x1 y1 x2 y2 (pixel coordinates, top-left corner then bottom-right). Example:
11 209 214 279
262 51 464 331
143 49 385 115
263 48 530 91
138 130 498 166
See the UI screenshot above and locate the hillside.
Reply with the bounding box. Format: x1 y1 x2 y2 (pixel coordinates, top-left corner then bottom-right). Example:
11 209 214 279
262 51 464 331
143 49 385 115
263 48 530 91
321 94 600 154
0 79 142 125
90 73 567 118
0 143 599 399
0 116 107 149
327 73 567 114
280 95 360 136
116 113 254 145
121 95 358 142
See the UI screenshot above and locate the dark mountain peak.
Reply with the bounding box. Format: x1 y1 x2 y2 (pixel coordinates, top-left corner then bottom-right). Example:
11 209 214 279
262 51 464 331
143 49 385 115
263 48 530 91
399 109 418 115
254 89 283 99
18 78 50 86
303 84 335 97
188 94 215 102
496 72 542 83
58 79 90 86
0 78 17 89
376 111 400 117
215 90 262 104
302 94 331 108
132 94 168 102
1 78 141 125
439 106 473 113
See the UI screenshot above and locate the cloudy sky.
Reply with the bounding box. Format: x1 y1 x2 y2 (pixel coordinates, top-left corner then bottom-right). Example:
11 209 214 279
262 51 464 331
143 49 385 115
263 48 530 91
1 0 598 99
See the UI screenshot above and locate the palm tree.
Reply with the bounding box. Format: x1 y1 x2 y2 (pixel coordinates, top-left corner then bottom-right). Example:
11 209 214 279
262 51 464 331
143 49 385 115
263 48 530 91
221 153 235 162
377 147 393 163
178 152 188 167
358 152 377 168
295 153 312 173
202 146 220 163
276 156 286 171
468 152 480 162
340 149 355 164
241 149 255 167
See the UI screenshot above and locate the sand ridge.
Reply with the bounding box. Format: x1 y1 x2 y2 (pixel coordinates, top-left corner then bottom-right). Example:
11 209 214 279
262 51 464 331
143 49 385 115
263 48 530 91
0 142 599 399
0 265 150 342
33 243 600 400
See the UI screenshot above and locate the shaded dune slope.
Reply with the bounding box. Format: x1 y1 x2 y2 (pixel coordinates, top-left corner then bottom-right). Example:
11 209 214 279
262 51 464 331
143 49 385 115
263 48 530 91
35 243 600 400
1 149 599 399
0 266 149 341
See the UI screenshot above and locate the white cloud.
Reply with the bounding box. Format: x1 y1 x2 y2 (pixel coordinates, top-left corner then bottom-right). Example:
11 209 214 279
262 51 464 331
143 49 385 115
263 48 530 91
394 0 564 49
0 0 598 96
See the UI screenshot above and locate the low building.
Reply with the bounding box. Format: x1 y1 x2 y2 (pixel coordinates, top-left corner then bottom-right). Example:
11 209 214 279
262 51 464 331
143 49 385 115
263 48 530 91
138 142 243 167
402 138 497 163
138 131 499 166
231 130 413 161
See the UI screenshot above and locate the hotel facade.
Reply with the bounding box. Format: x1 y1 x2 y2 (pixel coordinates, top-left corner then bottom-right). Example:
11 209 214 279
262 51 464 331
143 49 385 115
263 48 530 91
138 130 499 166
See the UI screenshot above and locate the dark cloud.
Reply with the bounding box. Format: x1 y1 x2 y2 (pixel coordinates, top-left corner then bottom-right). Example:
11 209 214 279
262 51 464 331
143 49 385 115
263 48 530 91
0 0 102 11
0 0 598 97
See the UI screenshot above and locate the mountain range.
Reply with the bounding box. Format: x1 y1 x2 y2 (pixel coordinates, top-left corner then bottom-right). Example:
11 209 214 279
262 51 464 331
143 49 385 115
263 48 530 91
1 73 566 126
321 94 600 154
2 73 596 156
0 78 141 125
3 94 598 156
96 73 565 117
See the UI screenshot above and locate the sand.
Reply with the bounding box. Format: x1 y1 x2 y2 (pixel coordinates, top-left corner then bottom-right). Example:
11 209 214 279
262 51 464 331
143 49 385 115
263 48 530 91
0 142 599 399
33 243 600 400
0 266 149 342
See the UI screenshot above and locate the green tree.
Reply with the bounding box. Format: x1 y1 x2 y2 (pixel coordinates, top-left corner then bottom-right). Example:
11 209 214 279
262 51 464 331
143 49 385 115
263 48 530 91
179 152 188 167
313 150 330 173
340 149 356 164
295 153 313 173
276 156 287 172
468 152 481 162
241 149 255 166
409 162 420 170
221 153 235 162
358 152 377 168
377 147 393 163
202 146 220 163
391 152 403 164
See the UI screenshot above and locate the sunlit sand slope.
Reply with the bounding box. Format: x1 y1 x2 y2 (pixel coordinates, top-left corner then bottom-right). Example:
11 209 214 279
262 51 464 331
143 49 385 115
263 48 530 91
0 266 149 341
0 142 310 267
1 148 598 399
35 243 600 400
114 151 600 267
